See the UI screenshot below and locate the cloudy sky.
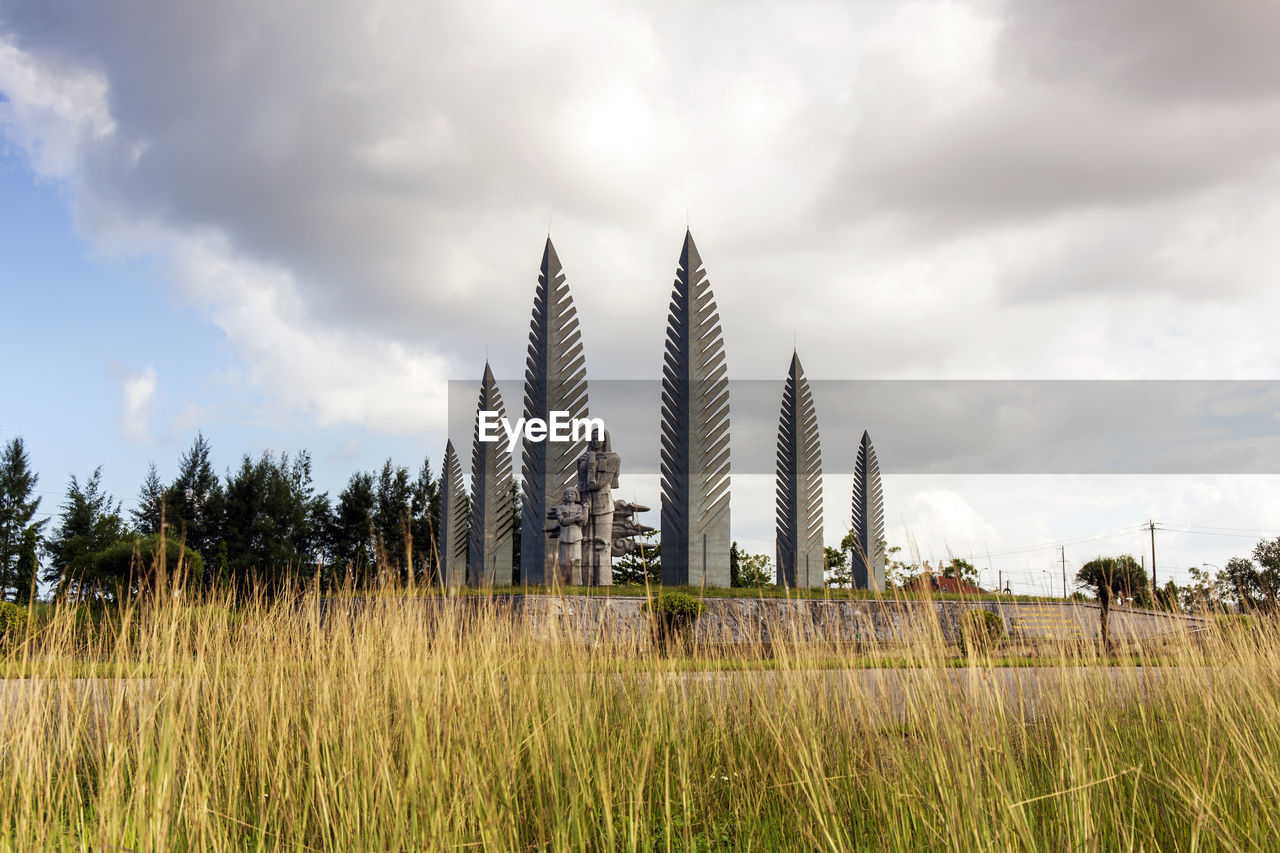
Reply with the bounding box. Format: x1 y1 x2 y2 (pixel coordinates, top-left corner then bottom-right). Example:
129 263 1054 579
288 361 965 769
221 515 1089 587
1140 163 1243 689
3 0 1280 592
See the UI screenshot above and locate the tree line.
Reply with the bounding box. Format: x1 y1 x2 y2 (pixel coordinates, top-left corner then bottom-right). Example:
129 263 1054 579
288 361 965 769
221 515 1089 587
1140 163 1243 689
0 427 848 599
1063 546 1280 618
0 433 466 601
6 428 1280 606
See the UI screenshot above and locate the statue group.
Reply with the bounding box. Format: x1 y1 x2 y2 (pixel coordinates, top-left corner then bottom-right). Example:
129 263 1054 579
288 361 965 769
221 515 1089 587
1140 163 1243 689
548 432 654 586
447 231 886 591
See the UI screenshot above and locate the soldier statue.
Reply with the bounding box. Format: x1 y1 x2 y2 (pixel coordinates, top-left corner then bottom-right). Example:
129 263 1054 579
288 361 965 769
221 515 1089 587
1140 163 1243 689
578 431 621 586
545 430 654 587
549 487 587 585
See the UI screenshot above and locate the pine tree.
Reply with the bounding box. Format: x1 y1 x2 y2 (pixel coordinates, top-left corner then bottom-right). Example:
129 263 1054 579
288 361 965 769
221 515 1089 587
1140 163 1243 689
410 456 441 584
12 527 40 604
167 432 224 564
612 532 659 585
132 462 165 535
221 454 269 588
328 471 376 586
221 451 325 590
0 437 46 602
291 451 330 582
303 463 331 586
43 468 125 600
372 460 413 581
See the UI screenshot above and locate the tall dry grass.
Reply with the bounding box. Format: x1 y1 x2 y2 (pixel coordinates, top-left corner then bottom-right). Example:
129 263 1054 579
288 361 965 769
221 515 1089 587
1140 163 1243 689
0 587 1277 851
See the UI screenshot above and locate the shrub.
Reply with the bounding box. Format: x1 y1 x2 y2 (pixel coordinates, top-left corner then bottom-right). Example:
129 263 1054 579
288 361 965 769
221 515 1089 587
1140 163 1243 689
643 591 705 654
92 535 205 598
958 608 1004 656
0 602 28 645
1213 613 1255 637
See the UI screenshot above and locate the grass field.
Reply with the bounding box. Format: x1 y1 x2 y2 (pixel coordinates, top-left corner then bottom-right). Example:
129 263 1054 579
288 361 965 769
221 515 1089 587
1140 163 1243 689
1 588 1275 851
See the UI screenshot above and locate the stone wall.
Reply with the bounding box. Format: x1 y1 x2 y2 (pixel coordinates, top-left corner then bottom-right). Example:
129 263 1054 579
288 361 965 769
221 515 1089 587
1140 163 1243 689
474 595 1209 645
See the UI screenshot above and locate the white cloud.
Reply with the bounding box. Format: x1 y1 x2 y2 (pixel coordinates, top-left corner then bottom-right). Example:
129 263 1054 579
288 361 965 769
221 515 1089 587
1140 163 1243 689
4 1 1280 400
118 364 156 443
897 487 1004 564
117 224 454 433
0 36 113 178
161 231 453 432
5 1 1280 570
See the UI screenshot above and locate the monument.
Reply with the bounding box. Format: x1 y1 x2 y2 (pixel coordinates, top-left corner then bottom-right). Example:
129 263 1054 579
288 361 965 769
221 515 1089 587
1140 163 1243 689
438 231 888 592
659 231 731 587
519 238 589 586
550 487 587 585
469 362 514 586
851 430 886 591
545 432 654 585
438 439 468 589
577 431 621 585
611 500 654 562
775 352 824 588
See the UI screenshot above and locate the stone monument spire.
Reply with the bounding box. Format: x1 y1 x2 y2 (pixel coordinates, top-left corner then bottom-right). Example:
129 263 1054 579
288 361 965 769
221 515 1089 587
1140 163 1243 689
469 362 514 586
439 439 468 589
519 238 589 586
659 230 731 586
851 430 885 591
775 351 824 588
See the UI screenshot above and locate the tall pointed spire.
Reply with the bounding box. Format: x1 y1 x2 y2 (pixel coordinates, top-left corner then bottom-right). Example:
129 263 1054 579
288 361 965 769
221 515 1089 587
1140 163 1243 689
439 439 468 589
776 352 824 588
851 430 885 591
659 231 731 586
520 238 589 586
469 363 514 586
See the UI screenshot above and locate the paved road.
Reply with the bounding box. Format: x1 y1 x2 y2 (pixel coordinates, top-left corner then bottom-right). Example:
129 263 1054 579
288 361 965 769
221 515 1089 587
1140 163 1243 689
0 666 1193 726
651 665 1175 721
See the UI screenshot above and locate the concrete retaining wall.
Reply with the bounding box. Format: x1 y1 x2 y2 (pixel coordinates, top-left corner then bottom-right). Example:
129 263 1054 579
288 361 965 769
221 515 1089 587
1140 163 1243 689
463 595 1209 645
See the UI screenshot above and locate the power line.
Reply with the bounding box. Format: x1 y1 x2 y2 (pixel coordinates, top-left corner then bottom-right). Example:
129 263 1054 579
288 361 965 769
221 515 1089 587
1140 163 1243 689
1149 519 1157 590
977 524 1148 558
1161 521 1280 534
1157 527 1279 540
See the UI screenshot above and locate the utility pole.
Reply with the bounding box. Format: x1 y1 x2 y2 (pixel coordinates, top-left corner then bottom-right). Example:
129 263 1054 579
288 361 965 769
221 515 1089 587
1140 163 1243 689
1149 520 1157 592
1061 546 1067 599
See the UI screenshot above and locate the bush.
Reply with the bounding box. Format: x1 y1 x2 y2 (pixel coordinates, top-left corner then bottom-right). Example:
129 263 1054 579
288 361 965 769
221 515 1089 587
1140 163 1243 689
958 608 1004 656
0 602 28 645
92 535 205 598
1213 613 1255 636
643 591 706 654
